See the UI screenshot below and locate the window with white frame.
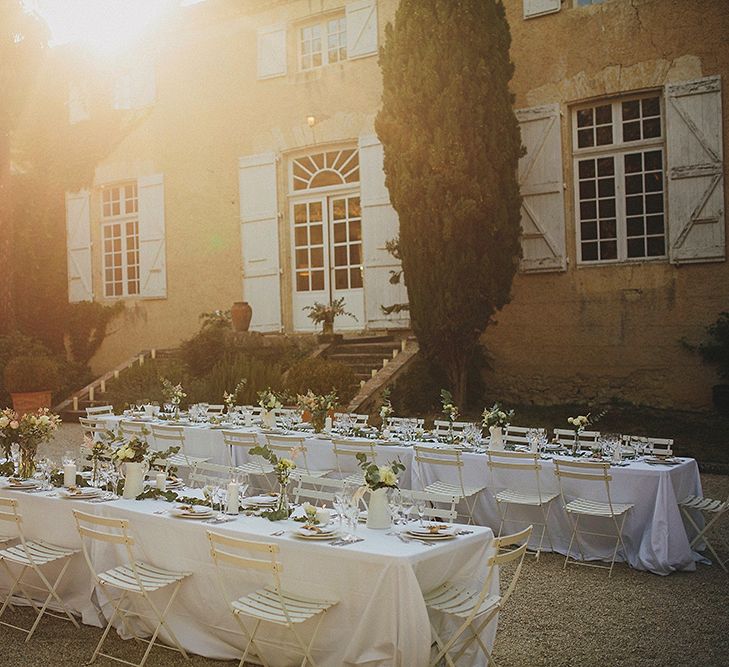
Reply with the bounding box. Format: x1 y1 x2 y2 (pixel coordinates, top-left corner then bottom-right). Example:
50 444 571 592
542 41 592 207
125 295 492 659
299 15 347 71
573 93 666 263
101 182 140 297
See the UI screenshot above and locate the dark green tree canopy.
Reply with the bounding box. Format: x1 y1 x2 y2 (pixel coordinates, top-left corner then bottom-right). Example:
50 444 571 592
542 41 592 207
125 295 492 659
375 0 523 406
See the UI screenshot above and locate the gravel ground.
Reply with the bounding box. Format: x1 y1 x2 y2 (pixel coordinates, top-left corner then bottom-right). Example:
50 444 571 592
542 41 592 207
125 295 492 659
1 424 726 667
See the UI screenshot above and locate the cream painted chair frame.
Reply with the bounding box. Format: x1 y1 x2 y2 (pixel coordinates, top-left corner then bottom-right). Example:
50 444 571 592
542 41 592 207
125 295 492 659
424 526 532 667
150 424 210 476
413 446 487 525
400 488 459 523
432 420 475 440
553 428 601 449
119 420 149 439
622 435 674 456
0 497 79 641
293 474 345 506
265 434 331 479
679 493 729 572
86 405 115 417
486 450 558 558
222 430 275 491
189 461 246 492
387 416 424 432
333 412 369 428
73 510 191 667
553 459 633 577
206 404 225 416
331 438 378 484
207 531 337 667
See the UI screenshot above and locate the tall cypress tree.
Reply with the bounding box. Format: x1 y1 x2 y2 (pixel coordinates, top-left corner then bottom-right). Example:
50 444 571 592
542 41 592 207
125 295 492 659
375 0 523 407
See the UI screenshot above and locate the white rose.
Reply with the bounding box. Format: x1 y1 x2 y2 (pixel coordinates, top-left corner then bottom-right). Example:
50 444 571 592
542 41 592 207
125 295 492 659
0 416 8 428
379 467 397 486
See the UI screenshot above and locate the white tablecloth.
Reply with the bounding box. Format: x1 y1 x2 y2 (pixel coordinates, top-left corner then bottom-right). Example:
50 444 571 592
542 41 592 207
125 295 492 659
99 418 703 575
0 486 496 666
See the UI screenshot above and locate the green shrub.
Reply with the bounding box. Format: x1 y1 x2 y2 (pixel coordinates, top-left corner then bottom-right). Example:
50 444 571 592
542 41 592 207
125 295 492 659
686 312 729 381
102 359 184 411
180 324 231 377
285 357 357 404
3 356 61 393
66 301 124 365
186 353 284 404
0 332 51 405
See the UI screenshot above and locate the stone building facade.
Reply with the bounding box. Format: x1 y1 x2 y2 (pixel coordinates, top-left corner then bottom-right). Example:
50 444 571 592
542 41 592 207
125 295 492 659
64 0 729 409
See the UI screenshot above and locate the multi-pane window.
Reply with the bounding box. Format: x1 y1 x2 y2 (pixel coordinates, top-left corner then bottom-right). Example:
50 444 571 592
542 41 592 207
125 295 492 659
331 196 363 290
573 94 665 263
293 201 326 292
299 17 347 70
101 182 140 297
292 149 359 191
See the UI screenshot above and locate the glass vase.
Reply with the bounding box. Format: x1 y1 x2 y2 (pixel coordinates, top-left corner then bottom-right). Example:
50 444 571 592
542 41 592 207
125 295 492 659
18 445 37 479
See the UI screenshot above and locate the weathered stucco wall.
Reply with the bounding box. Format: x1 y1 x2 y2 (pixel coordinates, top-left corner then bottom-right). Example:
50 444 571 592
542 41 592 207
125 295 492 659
482 0 729 409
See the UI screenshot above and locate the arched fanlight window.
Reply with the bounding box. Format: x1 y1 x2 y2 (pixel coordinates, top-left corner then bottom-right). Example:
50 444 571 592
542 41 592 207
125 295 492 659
292 148 359 191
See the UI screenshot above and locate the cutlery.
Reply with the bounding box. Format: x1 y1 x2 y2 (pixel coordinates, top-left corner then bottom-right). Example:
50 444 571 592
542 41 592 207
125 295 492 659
269 530 285 536
397 533 434 547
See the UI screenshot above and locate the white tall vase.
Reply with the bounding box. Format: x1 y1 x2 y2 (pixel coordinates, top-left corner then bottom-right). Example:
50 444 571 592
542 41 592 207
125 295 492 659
262 410 276 429
122 462 146 499
489 426 504 450
366 488 391 530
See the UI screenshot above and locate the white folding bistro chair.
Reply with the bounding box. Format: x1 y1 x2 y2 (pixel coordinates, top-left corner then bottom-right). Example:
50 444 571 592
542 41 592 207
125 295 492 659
486 450 558 558
206 404 225 416
293 474 345 507
79 416 114 441
400 488 459 523
119 420 148 440
433 420 473 441
331 438 378 484
553 428 601 449
86 404 115 417
413 446 487 525
222 430 275 491
150 424 210 476
0 497 79 641
623 435 674 456
424 526 533 667
265 434 331 479
678 492 729 572
73 510 191 667
387 416 424 433
553 459 633 577
333 412 369 428
189 461 245 491
207 531 338 667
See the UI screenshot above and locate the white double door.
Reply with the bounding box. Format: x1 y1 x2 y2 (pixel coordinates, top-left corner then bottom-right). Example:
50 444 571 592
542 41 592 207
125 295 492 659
291 191 365 332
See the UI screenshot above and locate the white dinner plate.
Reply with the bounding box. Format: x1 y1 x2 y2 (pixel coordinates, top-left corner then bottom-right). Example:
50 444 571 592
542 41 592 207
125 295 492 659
2 479 40 490
242 494 279 507
293 526 339 540
58 487 104 499
407 524 457 540
170 505 214 519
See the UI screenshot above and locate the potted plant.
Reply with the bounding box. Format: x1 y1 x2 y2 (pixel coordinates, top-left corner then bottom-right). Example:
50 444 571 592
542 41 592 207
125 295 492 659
303 297 357 342
683 312 729 414
3 356 61 414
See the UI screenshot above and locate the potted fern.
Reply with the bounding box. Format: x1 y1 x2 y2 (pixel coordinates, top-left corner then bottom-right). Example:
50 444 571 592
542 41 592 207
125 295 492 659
303 297 357 342
3 356 61 414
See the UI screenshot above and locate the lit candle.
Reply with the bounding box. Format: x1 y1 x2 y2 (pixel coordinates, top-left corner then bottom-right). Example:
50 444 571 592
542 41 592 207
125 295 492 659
324 416 333 432
226 482 239 515
244 411 253 427
156 473 167 491
63 463 77 488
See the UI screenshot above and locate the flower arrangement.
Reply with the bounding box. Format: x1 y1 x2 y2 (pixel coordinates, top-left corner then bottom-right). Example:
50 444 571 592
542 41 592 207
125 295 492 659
84 435 113 487
440 389 459 422
223 379 248 413
161 378 186 407
303 297 356 326
249 443 300 520
0 408 61 478
257 388 283 411
567 414 591 432
111 435 151 464
482 403 515 429
296 389 337 432
355 452 405 491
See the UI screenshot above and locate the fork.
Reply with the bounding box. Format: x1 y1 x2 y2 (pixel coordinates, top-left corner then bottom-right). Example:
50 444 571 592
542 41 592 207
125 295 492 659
397 533 434 547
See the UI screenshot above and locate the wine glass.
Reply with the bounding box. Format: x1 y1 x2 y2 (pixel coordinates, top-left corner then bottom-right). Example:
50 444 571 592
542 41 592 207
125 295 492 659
388 489 403 526
415 499 426 527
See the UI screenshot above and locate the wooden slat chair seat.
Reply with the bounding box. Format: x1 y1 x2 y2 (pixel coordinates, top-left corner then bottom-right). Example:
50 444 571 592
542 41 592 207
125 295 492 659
86 405 114 417
265 434 331 479
0 498 80 642
150 424 210 476
678 493 729 572
487 450 559 558
553 459 633 577
413 446 486 525
73 510 191 667
331 438 378 485
222 431 275 492
293 475 345 507
207 532 337 667
423 526 532 667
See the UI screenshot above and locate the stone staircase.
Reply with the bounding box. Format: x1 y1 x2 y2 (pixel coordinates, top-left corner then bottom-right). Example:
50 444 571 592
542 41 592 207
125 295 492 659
322 335 405 386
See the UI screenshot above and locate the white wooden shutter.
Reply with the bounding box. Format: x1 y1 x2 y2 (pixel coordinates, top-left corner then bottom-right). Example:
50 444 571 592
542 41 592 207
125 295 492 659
346 0 378 60
257 25 287 79
666 75 725 264
359 135 409 329
65 190 93 302
239 153 282 332
516 104 566 272
137 173 167 298
523 0 561 19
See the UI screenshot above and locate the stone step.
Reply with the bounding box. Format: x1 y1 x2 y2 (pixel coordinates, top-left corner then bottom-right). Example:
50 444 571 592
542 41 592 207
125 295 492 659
339 335 396 345
331 343 401 355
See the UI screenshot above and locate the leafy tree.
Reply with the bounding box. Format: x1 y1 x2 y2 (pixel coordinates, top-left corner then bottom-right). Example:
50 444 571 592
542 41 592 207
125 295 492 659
0 1 48 333
375 0 523 406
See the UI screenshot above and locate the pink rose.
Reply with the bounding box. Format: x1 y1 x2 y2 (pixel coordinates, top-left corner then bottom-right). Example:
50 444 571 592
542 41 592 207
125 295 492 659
10 421 19 429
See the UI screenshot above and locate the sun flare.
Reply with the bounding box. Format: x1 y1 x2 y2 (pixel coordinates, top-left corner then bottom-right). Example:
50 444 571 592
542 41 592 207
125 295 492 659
27 0 175 54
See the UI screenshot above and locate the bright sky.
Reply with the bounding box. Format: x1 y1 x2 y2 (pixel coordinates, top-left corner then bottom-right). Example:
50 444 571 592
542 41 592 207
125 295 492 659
25 0 178 53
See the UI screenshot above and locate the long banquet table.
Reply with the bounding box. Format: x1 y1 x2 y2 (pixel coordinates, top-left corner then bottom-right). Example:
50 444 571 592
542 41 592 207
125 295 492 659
0 481 496 667
98 416 703 576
